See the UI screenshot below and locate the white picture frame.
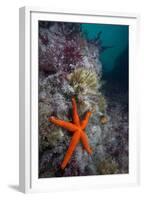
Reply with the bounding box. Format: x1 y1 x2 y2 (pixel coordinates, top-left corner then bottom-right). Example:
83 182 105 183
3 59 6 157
19 6 140 193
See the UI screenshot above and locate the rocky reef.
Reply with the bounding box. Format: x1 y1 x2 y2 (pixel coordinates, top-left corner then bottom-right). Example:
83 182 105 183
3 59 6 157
38 21 128 177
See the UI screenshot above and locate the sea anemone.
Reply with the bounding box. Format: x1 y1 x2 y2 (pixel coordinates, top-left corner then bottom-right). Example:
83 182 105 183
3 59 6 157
68 68 98 96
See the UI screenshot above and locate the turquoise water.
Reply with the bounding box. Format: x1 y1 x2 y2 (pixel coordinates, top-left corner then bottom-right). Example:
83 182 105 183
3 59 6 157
81 23 129 73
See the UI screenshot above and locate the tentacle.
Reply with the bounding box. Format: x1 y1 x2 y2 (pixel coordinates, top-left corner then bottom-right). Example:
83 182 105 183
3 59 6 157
61 131 81 169
49 117 77 132
72 97 80 126
80 111 92 129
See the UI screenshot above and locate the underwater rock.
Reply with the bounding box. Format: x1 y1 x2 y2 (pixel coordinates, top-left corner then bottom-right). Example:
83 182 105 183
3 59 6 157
39 22 103 74
97 158 119 175
98 94 107 114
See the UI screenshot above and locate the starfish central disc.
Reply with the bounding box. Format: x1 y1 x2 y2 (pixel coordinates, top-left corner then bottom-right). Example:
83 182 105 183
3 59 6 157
49 97 92 169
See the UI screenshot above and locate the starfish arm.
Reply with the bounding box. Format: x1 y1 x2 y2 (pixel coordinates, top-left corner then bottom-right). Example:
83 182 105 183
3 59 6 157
49 117 77 132
80 111 92 130
61 131 81 169
72 97 80 126
80 131 92 155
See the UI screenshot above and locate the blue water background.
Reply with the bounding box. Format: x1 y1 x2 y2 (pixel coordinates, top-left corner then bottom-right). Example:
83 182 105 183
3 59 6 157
81 23 129 73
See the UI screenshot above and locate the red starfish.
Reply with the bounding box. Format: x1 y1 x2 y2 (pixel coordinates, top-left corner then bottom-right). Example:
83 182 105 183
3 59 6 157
49 97 92 169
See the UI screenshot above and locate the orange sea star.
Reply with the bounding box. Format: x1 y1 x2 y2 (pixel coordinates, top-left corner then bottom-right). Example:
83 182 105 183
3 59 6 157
49 97 92 170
